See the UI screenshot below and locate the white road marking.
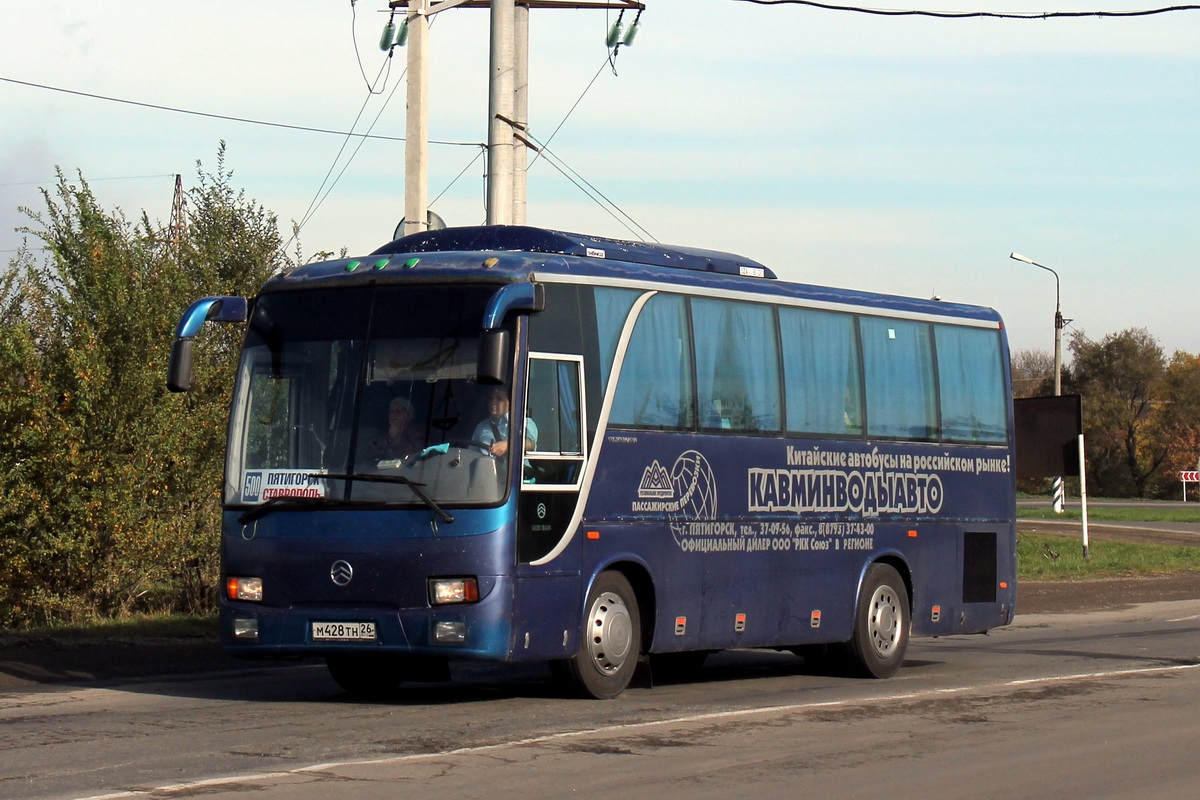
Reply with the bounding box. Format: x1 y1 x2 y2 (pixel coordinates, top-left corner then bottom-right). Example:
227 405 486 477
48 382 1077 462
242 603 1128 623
75 661 1200 800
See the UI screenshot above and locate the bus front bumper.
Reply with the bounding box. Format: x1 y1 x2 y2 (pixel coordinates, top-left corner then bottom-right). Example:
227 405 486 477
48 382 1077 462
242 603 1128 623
220 578 515 662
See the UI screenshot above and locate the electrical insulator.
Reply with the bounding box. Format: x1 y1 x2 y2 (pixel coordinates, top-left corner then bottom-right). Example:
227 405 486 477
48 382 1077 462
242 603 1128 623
606 20 624 48
380 18 397 51
622 19 641 46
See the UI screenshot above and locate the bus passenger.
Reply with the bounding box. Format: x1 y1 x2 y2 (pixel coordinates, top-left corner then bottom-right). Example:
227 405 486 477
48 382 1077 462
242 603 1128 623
473 387 537 457
370 396 422 461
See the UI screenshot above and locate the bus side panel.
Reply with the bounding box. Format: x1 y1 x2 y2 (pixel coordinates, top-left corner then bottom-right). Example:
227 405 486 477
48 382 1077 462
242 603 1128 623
509 573 584 661
583 432 1016 652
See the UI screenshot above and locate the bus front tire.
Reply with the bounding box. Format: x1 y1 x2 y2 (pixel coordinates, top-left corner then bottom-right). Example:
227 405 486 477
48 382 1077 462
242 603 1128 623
846 563 910 679
559 571 641 699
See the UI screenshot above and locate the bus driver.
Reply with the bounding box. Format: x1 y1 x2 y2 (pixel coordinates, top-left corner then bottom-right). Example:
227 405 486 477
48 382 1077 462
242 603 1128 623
473 387 537 457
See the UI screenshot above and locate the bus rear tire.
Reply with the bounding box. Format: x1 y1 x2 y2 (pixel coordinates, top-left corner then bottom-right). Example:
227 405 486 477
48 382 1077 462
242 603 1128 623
559 571 641 699
846 563 910 679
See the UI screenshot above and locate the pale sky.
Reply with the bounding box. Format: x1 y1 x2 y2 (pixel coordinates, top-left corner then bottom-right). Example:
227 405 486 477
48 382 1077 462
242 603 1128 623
3 1 1198 358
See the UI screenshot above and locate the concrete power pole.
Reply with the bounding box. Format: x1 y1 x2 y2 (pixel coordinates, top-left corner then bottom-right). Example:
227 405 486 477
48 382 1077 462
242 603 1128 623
390 1 645 230
403 0 431 237
486 0 516 225
513 3 529 225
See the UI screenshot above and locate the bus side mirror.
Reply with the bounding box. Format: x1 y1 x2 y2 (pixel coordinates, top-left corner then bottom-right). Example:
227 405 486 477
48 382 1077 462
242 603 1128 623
167 338 195 393
166 296 248 393
477 329 510 385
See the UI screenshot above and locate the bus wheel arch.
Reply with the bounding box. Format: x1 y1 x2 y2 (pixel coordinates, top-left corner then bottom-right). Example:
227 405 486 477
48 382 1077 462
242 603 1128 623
558 563 653 699
846 559 911 679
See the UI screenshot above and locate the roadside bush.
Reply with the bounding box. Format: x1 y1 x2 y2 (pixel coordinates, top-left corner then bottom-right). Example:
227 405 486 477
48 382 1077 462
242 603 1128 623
0 149 283 627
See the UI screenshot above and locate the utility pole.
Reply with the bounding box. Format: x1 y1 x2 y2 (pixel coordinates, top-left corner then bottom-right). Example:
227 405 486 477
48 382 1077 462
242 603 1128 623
403 0 430 237
168 176 186 245
388 1 644 229
486 0 516 225
513 2 529 225
168 173 186 254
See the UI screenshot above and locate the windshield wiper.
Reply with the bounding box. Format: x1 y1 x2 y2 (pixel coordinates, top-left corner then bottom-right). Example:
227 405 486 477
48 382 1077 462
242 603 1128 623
318 472 454 524
236 495 328 525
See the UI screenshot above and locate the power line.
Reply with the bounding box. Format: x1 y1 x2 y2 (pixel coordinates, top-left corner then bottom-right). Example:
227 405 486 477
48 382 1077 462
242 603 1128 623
521 130 656 243
431 146 487 208
528 56 610 173
729 1 1200 19
288 10 446 249
350 0 397 95
0 76 477 148
291 54 400 239
0 174 175 188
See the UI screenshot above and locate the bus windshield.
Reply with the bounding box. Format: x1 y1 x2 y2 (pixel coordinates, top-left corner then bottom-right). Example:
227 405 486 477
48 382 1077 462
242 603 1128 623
225 284 514 508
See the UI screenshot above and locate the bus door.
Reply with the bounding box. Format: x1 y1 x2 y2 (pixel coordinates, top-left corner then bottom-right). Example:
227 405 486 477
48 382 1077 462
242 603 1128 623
516 354 587 564
510 354 588 657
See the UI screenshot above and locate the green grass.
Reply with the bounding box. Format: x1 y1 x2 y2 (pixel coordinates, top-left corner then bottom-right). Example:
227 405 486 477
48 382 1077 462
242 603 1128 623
1018 533 1200 581
1019 506 1200 524
0 612 218 647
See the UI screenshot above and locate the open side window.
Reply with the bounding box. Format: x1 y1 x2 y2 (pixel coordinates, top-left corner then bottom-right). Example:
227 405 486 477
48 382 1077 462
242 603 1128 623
523 355 586 489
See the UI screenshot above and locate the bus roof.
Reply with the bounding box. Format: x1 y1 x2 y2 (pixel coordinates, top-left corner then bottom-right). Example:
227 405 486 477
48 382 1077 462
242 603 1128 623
275 225 1003 327
370 225 776 280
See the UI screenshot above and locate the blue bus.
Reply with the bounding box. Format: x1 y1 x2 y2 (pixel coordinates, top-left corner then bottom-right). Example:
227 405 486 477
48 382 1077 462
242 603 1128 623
168 226 1016 699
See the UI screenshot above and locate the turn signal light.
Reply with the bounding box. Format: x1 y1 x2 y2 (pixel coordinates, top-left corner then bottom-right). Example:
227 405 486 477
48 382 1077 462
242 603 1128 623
226 577 263 602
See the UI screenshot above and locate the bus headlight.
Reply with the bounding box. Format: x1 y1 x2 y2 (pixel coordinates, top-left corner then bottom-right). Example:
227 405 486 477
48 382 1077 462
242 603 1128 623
429 577 479 605
226 576 263 602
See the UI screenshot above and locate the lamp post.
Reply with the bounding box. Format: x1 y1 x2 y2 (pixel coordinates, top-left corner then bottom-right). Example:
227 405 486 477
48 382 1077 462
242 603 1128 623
1010 252 1064 396
1010 251 1068 514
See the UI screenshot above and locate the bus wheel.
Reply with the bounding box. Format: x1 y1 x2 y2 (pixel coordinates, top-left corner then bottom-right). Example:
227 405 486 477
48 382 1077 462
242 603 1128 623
846 564 910 679
325 654 404 698
562 571 641 699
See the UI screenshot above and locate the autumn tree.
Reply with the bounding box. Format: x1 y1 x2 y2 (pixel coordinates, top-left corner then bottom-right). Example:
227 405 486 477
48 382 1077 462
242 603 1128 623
1065 327 1169 498
0 148 284 626
1150 351 1200 497
1010 347 1055 399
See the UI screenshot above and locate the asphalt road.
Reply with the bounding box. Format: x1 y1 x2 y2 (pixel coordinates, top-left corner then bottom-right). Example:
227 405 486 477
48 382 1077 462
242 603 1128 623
4 598 1200 800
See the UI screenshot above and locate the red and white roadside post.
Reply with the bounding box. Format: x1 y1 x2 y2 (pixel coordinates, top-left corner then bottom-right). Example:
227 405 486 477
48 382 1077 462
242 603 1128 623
1181 471 1200 501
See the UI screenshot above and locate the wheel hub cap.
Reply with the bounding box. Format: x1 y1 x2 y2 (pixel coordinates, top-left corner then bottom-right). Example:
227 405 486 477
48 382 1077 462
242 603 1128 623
586 591 633 675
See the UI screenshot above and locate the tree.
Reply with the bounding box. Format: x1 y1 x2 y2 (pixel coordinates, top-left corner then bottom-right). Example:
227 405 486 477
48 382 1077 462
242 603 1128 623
1065 327 1167 498
0 147 285 626
1150 351 1200 497
1011 347 1055 398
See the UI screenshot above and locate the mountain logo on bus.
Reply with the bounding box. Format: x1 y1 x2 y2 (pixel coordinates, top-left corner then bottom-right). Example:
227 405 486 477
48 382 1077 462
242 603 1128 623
637 461 675 499
633 451 718 530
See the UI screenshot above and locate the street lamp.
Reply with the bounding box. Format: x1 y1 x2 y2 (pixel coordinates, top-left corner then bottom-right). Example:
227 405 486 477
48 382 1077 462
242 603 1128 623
1010 252 1065 396
1011 251 1072 517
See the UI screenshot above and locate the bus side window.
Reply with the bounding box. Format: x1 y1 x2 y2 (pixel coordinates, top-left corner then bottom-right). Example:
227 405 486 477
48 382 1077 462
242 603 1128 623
525 356 585 486
935 324 1007 443
861 317 936 440
610 295 694 430
693 298 779 433
780 307 864 437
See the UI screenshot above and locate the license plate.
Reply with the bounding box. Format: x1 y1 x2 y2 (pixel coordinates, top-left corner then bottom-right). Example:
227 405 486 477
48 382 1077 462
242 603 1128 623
311 621 377 641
